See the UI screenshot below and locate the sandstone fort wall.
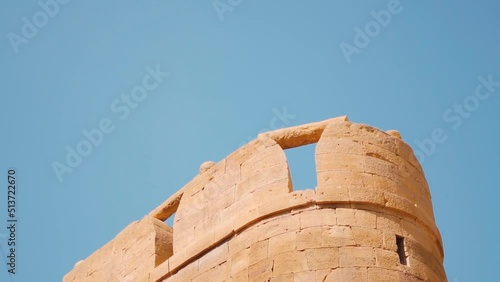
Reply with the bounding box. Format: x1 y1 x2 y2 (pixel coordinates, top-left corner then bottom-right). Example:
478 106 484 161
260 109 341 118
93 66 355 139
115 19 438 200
64 116 447 282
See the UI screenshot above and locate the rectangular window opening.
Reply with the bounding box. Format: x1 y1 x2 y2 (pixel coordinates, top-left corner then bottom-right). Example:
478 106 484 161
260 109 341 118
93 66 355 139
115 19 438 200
165 212 176 227
283 143 318 191
396 235 408 265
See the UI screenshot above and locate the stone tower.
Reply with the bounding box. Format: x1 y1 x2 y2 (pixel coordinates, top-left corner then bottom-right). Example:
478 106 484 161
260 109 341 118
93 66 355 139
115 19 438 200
64 116 447 281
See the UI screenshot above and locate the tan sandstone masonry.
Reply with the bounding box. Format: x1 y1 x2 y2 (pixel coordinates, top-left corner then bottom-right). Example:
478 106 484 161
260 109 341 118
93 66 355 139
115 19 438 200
64 116 447 282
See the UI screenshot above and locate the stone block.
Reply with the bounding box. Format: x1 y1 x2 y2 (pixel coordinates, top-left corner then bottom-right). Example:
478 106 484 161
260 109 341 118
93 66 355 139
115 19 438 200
317 170 370 187
259 116 349 149
248 258 274 282
314 269 332 282
300 208 336 229
289 189 316 206
208 184 236 217
316 152 366 173
367 267 400 282
382 231 398 252
316 185 350 203
348 187 386 208
293 271 316 281
336 208 377 228
339 246 376 267
316 138 366 155
258 192 291 217
233 193 260 231
375 248 400 270
240 145 287 179
229 226 260 255
230 247 250 276
297 226 322 250
324 267 368 281
269 231 297 256
273 251 309 276
322 226 355 247
248 239 269 265
257 217 289 241
226 138 277 168
237 164 290 198
231 268 248 282
351 226 383 248
198 243 229 274
270 273 294 282
304 248 339 270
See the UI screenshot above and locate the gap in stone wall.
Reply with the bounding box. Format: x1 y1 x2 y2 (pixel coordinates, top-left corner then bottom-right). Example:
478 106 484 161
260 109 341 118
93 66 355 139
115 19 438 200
165 212 176 227
396 235 408 266
283 143 318 191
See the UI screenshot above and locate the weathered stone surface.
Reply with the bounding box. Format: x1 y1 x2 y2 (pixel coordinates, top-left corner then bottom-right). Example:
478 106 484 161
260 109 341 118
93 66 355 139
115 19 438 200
64 117 447 282
386 129 402 139
199 161 216 174
258 116 349 149
63 215 173 282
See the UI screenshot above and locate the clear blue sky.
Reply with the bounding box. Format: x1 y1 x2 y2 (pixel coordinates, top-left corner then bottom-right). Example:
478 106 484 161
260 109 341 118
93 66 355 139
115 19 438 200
1 1 499 281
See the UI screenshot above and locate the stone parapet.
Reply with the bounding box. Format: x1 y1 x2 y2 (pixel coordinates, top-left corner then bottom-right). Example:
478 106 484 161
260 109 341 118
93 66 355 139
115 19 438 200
64 117 447 282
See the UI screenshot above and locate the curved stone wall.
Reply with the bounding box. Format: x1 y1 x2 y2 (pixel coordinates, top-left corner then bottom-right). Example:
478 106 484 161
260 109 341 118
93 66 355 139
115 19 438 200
160 204 446 281
151 118 446 281
64 117 447 282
